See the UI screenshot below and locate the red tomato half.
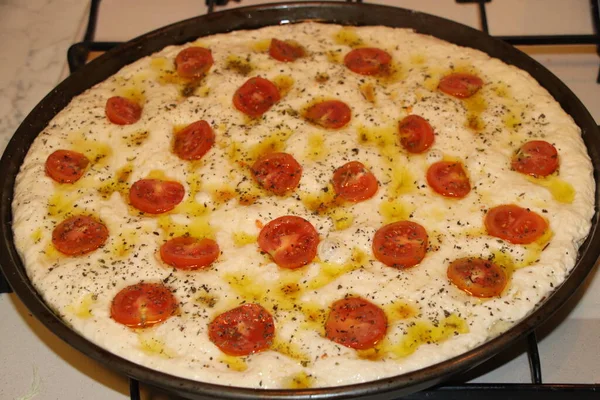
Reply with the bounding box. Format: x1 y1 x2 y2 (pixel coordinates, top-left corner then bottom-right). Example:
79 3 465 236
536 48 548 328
258 216 319 269
45 150 90 183
129 179 185 214
344 48 392 76
160 236 220 270
447 257 507 298
233 77 281 117
304 100 352 129
208 303 275 356
332 161 378 202
485 204 548 245
512 140 559 177
251 152 302 195
438 73 483 99
173 120 215 161
372 221 428 269
269 38 305 62
110 283 178 328
427 161 471 198
105 96 142 125
398 115 435 154
52 215 108 256
325 297 387 350
175 47 214 79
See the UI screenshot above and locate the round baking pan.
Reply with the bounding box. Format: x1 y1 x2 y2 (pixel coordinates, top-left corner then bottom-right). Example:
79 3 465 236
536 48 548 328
1 2 599 399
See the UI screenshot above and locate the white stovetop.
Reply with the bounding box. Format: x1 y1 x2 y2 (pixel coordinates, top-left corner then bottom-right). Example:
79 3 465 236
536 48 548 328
0 1 599 399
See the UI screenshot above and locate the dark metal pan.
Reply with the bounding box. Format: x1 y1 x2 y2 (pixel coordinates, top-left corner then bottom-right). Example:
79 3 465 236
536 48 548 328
1 2 599 399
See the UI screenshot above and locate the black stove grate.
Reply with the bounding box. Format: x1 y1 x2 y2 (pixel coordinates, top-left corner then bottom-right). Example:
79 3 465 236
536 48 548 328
1 0 598 398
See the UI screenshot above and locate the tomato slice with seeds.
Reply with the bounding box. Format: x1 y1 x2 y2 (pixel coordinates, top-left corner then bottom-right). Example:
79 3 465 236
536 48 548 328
105 96 142 125
332 161 378 202
258 216 319 269
325 296 387 350
173 120 215 161
344 47 392 76
111 283 178 328
269 38 305 62
372 221 428 269
208 303 275 356
438 73 483 99
45 150 90 183
233 77 281 117
160 236 220 270
175 47 214 79
129 179 185 214
427 161 471 198
304 100 351 129
447 257 507 298
398 115 435 154
251 152 302 195
52 215 108 256
512 140 559 177
485 204 548 245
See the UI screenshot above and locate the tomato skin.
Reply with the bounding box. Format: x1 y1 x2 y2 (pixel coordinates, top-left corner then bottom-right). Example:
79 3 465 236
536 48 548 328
269 38 304 62
325 297 387 350
105 96 142 125
304 100 352 129
160 236 220 270
129 179 185 214
251 152 302 195
173 120 215 161
175 47 214 79
427 161 471 198
372 221 428 269
208 303 275 356
512 140 559 177
258 216 319 269
447 257 507 298
438 73 483 99
344 48 392 76
485 204 548 245
110 283 178 328
332 161 379 202
233 77 281 117
45 150 90 183
52 215 108 256
398 115 435 154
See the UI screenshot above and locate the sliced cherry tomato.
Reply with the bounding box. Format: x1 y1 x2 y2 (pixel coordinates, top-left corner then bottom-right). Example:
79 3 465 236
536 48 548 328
160 236 220 270
332 161 378 202
129 179 185 214
344 48 392 76
325 296 387 350
427 161 471 198
110 282 178 328
175 47 214 79
251 152 302 195
257 216 319 269
438 73 483 99
52 215 108 256
304 100 351 129
233 77 281 117
447 257 507 298
398 115 435 154
372 221 428 269
512 140 559 177
173 120 215 161
208 303 275 356
45 150 90 183
485 204 548 245
105 96 142 125
269 38 305 62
